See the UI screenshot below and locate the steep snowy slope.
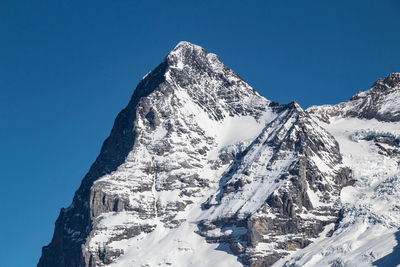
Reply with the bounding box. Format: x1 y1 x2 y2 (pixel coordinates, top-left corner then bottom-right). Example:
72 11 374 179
199 102 353 266
276 74 400 267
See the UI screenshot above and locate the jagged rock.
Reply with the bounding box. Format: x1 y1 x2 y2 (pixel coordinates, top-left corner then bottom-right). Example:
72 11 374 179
198 102 353 266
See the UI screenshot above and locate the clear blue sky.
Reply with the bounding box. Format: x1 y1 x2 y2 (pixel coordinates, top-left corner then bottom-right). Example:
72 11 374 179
1 1 399 266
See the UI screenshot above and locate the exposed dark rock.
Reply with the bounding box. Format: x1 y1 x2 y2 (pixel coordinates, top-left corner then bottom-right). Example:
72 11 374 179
198 103 353 266
38 56 169 267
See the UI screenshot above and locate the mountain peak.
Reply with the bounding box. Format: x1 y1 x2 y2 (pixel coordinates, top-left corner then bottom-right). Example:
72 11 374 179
372 72 400 91
166 41 212 70
172 41 204 52
38 41 274 267
166 41 226 73
289 100 303 111
168 41 206 59
381 72 400 88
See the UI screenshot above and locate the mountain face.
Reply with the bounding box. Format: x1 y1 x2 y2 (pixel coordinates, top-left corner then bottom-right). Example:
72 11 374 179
280 75 400 267
38 42 400 267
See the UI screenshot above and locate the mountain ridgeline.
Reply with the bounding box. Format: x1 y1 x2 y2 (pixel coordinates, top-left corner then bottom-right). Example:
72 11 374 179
38 42 400 267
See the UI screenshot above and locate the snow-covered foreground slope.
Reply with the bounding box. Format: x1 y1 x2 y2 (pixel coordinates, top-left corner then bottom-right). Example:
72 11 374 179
38 41 400 267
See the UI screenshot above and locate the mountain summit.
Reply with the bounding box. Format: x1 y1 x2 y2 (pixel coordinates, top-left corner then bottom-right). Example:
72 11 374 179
38 42 400 267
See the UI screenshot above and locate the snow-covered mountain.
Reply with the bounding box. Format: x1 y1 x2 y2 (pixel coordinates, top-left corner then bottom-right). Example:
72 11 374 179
38 42 400 267
281 74 400 267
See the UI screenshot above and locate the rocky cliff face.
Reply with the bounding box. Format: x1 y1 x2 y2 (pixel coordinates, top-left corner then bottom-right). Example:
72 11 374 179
38 48 170 267
278 74 400 267
199 102 353 266
38 43 399 267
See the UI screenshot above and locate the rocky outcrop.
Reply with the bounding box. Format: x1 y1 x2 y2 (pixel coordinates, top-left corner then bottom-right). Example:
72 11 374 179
38 57 169 267
276 74 400 266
